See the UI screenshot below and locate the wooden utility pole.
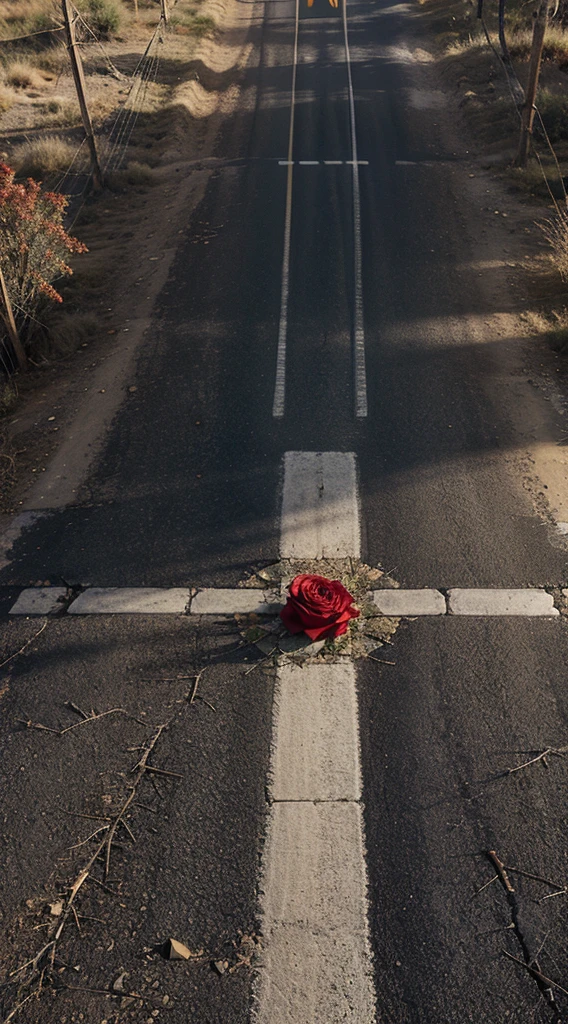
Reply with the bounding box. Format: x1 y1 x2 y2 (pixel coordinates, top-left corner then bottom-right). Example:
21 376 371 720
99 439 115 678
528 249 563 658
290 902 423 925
61 0 103 190
0 267 27 372
160 0 168 23
514 0 549 168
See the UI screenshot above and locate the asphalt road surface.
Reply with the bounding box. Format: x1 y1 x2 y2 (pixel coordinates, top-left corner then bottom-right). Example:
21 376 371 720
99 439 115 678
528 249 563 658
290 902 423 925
1 0 568 1020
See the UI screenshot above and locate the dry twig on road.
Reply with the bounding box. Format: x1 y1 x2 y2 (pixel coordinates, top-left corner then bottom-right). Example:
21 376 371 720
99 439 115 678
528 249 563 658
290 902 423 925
487 850 515 893
503 745 568 775
502 950 568 999
0 620 47 670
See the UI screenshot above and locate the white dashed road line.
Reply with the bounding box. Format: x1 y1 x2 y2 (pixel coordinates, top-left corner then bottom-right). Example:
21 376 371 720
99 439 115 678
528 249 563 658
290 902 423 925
272 0 300 419
371 588 446 616
280 451 360 559
447 588 559 616
9 586 563 616
67 588 190 615
342 0 368 418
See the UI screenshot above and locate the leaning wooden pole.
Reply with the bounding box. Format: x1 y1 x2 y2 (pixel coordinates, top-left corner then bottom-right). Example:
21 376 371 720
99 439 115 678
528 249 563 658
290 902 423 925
61 0 103 190
0 266 27 372
514 0 549 168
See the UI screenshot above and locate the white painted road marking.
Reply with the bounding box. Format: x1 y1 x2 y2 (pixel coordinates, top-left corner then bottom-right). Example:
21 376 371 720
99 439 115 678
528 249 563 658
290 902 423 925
254 664 376 1024
280 451 360 559
371 588 446 616
272 0 300 419
9 587 67 616
278 159 370 166
448 588 559 616
254 451 375 1023
343 0 368 418
9 585 563 616
271 662 361 801
67 588 190 614
190 588 281 615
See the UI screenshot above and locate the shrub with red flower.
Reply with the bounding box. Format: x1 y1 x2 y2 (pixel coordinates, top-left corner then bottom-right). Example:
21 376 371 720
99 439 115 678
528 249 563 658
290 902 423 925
0 163 87 347
280 574 360 641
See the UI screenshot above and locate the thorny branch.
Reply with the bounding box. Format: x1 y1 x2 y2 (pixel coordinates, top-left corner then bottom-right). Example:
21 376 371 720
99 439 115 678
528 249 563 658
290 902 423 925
0 621 47 670
502 950 568 1000
19 707 129 737
3 720 182 1021
503 745 568 775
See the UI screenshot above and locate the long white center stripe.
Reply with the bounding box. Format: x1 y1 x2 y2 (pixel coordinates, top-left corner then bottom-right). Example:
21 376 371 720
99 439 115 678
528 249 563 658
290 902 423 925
342 0 368 418
272 0 300 419
253 452 376 1023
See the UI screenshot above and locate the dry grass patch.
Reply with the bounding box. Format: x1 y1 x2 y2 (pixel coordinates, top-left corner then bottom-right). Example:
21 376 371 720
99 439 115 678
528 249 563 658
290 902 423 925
0 0 58 38
542 212 568 282
0 82 17 111
40 97 82 127
33 45 69 76
40 309 100 357
170 11 216 37
4 60 46 89
12 134 85 178
508 23 568 62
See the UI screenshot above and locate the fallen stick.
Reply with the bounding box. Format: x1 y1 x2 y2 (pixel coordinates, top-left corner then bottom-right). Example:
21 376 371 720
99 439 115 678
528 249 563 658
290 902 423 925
142 765 183 779
189 672 202 704
19 707 128 738
504 865 566 891
0 621 47 670
487 851 515 893
502 950 568 998
59 708 127 735
539 888 568 902
505 745 568 775
472 874 499 898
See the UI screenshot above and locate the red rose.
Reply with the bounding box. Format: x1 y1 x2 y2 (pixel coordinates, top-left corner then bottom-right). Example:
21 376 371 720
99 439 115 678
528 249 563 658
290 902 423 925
280 574 360 641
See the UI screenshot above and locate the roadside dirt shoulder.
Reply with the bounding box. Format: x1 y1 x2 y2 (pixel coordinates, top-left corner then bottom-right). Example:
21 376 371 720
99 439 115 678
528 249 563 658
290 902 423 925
0 0 259 527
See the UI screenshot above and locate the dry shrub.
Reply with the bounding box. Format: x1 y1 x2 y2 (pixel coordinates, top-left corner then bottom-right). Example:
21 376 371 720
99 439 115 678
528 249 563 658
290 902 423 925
0 0 57 37
42 309 99 356
41 97 82 126
11 135 83 178
0 83 17 111
34 46 69 75
107 160 155 189
542 212 568 280
4 60 45 89
170 11 216 36
508 23 568 61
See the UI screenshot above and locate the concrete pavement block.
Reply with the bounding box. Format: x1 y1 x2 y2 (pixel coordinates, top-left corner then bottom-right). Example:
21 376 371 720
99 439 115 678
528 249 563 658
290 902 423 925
370 589 446 616
190 588 282 615
448 589 559 616
9 588 67 615
68 588 190 614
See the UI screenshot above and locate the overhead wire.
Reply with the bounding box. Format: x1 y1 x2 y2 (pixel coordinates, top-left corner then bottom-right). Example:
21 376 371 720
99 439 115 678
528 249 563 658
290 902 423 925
70 4 127 80
102 18 165 172
479 8 567 209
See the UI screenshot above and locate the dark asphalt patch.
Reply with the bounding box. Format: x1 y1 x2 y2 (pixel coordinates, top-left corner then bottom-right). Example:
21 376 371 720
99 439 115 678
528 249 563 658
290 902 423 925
359 617 568 1024
0 616 273 1024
